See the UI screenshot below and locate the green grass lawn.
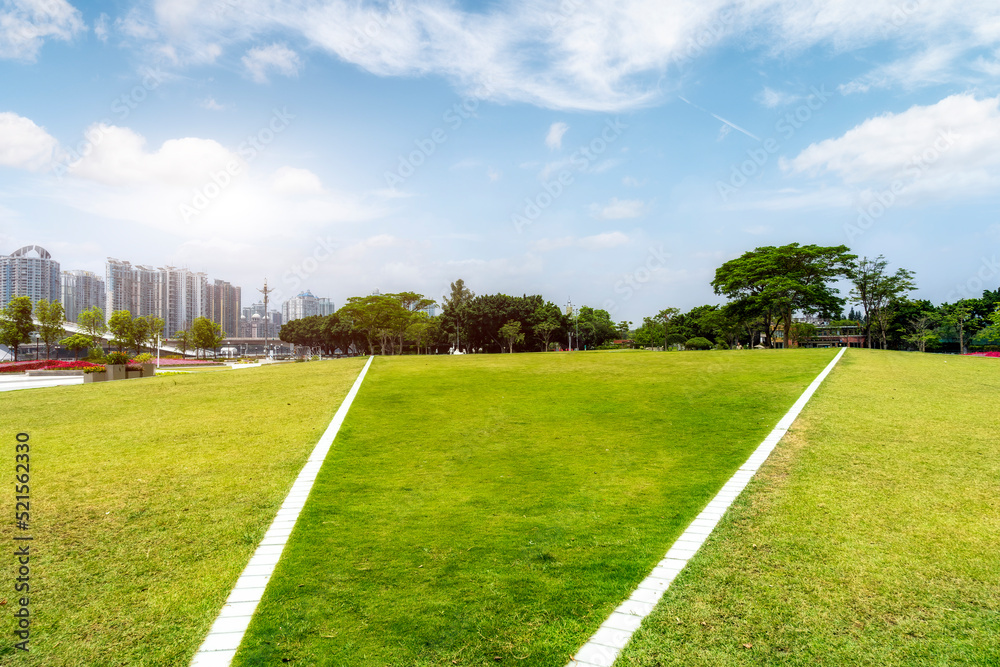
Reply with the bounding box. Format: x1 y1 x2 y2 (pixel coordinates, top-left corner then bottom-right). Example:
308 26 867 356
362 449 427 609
234 349 838 666
0 359 366 666
617 350 1000 666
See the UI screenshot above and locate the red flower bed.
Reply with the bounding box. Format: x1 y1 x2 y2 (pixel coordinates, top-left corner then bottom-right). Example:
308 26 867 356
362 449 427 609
0 360 104 373
965 351 1000 358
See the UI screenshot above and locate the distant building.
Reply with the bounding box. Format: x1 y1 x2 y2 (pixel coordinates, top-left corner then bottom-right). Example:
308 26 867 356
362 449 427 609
282 290 335 323
208 279 241 338
61 270 105 322
240 303 281 338
105 257 240 336
1 245 61 308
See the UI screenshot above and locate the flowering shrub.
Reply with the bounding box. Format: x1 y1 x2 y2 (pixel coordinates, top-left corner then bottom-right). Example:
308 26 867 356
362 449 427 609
0 360 104 373
132 353 153 363
965 351 1000 358
105 351 130 365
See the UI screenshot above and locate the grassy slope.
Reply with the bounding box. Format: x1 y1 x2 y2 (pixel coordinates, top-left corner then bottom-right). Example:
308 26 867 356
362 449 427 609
235 349 837 666
0 359 366 666
618 350 1000 666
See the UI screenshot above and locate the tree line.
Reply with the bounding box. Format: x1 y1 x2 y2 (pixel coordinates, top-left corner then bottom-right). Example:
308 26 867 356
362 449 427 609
279 281 624 355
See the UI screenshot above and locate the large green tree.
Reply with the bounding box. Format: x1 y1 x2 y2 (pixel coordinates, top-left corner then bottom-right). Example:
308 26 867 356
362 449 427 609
440 279 475 351
34 299 66 360
191 317 225 358
712 243 855 348
107 310 134 353
0 296 35 361
77 306 106 352
849 256 917 349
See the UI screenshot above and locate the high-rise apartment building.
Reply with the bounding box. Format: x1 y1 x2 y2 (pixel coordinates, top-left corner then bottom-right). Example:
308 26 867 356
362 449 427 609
159 267 208 336
1 245 61 308
105 258 160 318
61 270 105 322
208 279 241 337
282 290 336 323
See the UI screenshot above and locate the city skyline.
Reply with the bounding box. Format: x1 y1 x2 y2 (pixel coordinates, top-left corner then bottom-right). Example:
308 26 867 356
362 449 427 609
2 1 1000 321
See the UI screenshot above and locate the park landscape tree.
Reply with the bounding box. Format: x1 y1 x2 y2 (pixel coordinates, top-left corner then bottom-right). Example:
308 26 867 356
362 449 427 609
713 243 855 348
191 317 225 358
0 296 35 361
849 255 917 350
77 306 106 354
34 299 66 359
499 320 525 353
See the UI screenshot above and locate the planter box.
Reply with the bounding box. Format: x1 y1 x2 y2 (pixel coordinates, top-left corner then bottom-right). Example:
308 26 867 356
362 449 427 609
141 363 156 378
84 372 107 383
106 364 127 381
126 370 141 379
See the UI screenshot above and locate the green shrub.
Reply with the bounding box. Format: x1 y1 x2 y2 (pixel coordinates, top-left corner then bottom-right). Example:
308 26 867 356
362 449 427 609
685 337 713 350
85 347 106 362
133 353 153 363
105 351 130 365
714 341 730 350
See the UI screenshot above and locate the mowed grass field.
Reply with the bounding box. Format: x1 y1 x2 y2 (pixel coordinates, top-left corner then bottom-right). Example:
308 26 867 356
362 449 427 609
234 349 838 666
618 350 1000 666
0 359 366 666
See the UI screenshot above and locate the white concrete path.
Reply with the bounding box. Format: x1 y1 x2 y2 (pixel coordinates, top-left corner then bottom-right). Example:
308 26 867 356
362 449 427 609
0 374 83 392
566 347 847 667
190 355 375 667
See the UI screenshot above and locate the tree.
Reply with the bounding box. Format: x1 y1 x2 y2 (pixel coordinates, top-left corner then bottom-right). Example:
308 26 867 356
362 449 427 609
141 316 164 354
848 256 917 350
977 304 1000 342
108 310 134 353
77 306 106 351
59 333 91 360
174 330 190 356
191 317 225 358
534 319 560 351
440 279 475 351
34 299 66 360
787 322 818 347
902 313 938 352
940 301 974 354
713 244 855 349
339 295 407 355
654 307 680 350
0 297 35 361
499 320 524 353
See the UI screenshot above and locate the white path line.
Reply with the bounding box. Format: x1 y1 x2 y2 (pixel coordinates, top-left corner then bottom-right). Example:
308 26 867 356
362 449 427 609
566 348 847 667
190 356 375 667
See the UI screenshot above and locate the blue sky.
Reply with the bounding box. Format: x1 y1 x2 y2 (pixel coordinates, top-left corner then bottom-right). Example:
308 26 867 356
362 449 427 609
2 0 1000 321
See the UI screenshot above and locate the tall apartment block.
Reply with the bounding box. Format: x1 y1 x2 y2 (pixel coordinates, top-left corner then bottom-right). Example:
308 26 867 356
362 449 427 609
208 279 241 337
1 245 61 308
282 290 336 323
105 258 160 319
61 270 106 322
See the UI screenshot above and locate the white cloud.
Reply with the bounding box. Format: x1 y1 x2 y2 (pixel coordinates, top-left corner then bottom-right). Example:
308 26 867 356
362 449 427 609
622 175 646 187
93 12 109 43
242 43 302 83
590 197 646 219
0 112 60 170
783 94 1000 201
199 97 225 111
838 45 963 95
271 166 324 196
579 231 629 250
0 0 84 60
545 121 568 150
487 167 501 182
755 86 800 108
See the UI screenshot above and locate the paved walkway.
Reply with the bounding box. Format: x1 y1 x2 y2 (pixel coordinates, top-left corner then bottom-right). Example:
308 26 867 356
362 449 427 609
0 374 83 392
566 347 847 667
190 356 374 666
